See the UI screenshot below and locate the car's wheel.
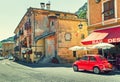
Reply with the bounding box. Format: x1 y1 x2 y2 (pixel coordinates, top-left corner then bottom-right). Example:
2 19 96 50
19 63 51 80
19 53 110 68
93 67 100 74
73 65 78 72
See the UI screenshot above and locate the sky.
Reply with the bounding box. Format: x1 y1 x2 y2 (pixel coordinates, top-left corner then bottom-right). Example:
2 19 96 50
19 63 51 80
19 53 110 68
0 0 87 41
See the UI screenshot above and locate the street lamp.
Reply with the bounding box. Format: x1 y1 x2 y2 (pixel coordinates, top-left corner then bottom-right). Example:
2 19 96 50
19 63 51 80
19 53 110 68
78 23 83 29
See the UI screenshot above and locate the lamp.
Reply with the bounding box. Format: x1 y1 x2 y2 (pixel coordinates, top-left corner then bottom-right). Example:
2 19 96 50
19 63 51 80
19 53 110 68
78 23 83 29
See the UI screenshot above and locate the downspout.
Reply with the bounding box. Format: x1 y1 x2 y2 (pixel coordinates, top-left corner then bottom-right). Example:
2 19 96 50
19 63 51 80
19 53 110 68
18 27 21 60
56 18 60 63
33 10 36 63
32 10 36 62
33 11 35 48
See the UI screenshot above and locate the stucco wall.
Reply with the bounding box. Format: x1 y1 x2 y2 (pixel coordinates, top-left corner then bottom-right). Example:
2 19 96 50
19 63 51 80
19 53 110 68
57 19 88 63
2 42 15 56
88 0 102 25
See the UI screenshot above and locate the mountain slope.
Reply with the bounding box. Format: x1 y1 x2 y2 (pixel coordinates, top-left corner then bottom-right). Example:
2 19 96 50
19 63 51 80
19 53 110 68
0 36 14 48
1 36 14 43
75 2 87 19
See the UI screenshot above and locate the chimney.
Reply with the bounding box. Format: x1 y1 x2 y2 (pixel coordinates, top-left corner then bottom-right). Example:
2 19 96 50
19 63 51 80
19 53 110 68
46 3 50 10
40 2 45 9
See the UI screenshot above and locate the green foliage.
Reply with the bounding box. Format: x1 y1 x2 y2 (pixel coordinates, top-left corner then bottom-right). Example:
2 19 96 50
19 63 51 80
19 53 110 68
0 36 14 48
1 36 14 43
75 2 87 19
0 42 2 48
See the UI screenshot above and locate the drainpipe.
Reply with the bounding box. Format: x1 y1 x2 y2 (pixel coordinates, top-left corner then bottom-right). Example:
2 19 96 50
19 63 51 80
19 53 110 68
56 19 59 62
18 27 21 60
33 11 35 47
33 11 37 62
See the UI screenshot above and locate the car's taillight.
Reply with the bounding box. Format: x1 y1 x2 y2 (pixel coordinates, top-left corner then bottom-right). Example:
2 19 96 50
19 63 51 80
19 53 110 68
108 63 112 68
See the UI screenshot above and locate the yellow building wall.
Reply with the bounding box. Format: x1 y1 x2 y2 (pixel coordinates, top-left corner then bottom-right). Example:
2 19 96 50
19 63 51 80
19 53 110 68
57 19 88 63
30 39 45 62
36 39 45 53
14 8 88 63
2 42 15 56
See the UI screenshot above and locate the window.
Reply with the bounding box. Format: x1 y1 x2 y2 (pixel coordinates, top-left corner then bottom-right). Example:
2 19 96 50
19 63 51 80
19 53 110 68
73 51 76 57
81 34 85 39
55 13 60 16
64 33 71 41
49 21 54 27
81 56 89 60
99 55 106 60
103 0 115 20
90 56 96 61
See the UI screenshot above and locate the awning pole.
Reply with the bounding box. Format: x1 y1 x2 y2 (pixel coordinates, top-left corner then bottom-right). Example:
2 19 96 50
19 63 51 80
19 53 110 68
102 49 104 57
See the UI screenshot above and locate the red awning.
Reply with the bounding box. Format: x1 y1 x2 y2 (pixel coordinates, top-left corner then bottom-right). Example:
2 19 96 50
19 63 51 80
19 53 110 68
82 27 120 45
81 32 108 45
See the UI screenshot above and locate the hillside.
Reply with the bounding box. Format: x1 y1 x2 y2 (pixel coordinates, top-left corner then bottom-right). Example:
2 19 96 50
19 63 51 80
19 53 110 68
75 2 87 19
0 36 14 48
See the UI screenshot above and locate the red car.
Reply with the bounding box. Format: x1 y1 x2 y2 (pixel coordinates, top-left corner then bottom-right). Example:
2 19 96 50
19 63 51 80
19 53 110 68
73 55 113 74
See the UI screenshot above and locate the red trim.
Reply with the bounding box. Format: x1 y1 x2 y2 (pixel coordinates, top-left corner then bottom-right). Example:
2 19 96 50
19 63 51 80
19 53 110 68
82 27 120 45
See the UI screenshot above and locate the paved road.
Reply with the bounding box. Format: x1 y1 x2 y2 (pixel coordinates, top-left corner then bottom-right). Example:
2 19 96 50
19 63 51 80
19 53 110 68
0 59 120 82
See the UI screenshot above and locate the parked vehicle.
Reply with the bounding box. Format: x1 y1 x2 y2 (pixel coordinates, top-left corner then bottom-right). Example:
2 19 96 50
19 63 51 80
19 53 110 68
4 56 8 59
0 56 4 60
73 54 113 74
8 55 14 60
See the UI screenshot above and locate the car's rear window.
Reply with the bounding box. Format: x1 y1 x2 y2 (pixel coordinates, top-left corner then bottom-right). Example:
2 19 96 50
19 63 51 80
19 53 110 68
81 56 89 60
99 55 106 60
90 56 96 61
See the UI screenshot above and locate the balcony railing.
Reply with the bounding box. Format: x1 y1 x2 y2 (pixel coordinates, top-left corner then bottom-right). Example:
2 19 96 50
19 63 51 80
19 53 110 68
25 21 31 30
19 30 23 35
35 31 55 42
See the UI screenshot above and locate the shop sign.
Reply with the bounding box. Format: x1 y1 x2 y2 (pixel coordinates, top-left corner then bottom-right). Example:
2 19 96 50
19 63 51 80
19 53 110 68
107 38 120 43
92 40 103 44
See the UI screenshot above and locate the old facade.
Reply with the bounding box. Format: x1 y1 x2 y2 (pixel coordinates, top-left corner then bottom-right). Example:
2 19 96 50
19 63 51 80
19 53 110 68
82 0 120 59
14 7 88 63
2 42 15 57
82 0 120 45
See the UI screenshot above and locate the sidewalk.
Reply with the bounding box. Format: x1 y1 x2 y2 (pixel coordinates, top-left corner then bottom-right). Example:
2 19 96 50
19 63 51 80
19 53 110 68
113 68 120 73
15 61 72 68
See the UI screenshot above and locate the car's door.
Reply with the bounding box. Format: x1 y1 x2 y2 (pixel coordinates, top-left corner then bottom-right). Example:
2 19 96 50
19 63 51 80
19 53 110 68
88 56 97 70
78 56 89 70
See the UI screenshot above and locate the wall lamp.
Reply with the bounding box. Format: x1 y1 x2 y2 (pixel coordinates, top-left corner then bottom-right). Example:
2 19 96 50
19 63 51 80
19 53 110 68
78 23 83 29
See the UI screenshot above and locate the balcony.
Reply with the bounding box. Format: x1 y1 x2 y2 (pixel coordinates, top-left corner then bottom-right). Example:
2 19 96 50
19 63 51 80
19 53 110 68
24 21 31 30
19 29 23 35
35 31 55 42
21 40 27 48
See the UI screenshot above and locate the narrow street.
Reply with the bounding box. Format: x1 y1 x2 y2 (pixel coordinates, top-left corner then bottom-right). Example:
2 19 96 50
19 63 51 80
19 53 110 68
0 59 120 82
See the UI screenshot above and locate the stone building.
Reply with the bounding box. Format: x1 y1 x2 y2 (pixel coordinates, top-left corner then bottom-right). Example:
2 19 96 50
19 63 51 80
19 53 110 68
2 42 15 57
14 6 88 63
82 0 120 57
